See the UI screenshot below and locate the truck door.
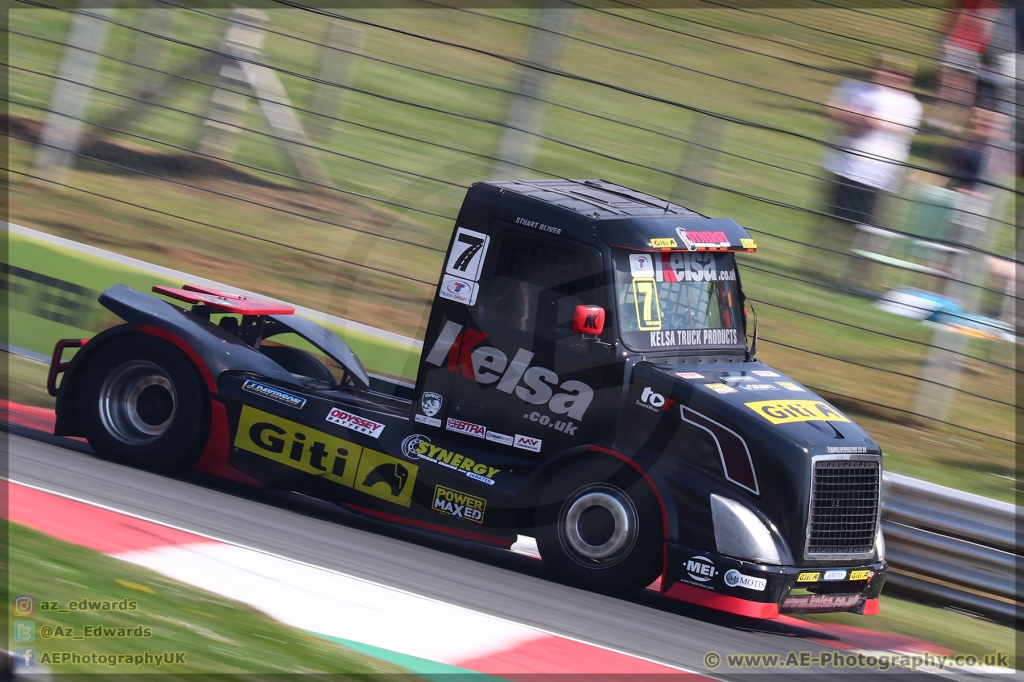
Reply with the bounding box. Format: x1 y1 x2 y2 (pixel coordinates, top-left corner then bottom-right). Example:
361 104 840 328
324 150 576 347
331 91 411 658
436 224 611 468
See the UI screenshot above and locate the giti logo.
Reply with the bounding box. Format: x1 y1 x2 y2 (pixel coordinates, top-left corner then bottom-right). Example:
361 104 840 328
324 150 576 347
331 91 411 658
636 386 676 413
744 400 850 425
234 406 417 506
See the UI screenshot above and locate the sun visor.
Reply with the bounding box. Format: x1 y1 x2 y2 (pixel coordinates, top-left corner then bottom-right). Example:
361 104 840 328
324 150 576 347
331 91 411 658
601 218 757 253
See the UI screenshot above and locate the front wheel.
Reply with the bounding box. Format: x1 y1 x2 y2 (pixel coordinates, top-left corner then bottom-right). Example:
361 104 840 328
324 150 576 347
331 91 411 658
78 335 209 473
535 460 663 595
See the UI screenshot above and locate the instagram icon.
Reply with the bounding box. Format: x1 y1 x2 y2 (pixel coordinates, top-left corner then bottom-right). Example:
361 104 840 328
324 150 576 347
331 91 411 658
13 596 34 616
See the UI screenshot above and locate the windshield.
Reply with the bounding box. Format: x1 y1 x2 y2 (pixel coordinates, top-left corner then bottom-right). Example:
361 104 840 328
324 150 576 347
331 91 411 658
613 250 745 352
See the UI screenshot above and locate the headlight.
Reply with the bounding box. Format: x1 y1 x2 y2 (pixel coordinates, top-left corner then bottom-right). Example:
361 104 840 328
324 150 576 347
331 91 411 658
875 525 885 560
710 494 781 565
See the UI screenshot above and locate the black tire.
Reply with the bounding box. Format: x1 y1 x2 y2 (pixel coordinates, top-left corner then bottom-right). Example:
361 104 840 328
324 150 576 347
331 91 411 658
535 459 663 595
78 334 209 473
260 345 336 384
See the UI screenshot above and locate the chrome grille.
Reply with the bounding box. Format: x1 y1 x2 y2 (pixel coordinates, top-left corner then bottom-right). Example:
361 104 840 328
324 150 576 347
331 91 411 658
806 458 880 558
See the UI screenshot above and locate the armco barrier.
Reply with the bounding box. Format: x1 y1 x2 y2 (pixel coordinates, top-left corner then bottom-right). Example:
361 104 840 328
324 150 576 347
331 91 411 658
882 473 1020 626
6 223 1019 625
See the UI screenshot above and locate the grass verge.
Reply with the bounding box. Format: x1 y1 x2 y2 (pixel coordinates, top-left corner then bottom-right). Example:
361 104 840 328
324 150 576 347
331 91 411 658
802 593 1016 668
6 522 417 676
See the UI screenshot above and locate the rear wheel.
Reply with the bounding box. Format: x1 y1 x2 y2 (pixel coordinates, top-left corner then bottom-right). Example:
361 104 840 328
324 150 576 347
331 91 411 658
78 335 209 473
535 460 663 595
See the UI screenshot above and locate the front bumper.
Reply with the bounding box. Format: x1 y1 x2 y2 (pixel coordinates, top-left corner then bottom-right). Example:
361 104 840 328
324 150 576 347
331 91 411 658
663 543 887 619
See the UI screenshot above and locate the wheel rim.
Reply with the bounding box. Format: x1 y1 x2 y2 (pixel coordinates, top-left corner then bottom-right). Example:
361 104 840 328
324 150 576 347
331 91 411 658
98 361 176 445
560 484 638 566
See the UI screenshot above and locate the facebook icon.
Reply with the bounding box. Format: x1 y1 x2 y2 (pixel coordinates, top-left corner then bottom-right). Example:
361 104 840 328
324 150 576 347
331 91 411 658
13 647 35 668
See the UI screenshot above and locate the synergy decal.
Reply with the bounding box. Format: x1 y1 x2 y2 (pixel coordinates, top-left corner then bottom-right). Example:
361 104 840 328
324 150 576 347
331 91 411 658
676 227 730 251
403 434 500 485
684 556 717 584
723 569 766 592
676 372 704 380
637 252 736 284
704 383 737 395
234 406 416 506
425 321 594 422
752 370 779 377
513 434 542 452
636 386 676 413
485 431 514 446
324 408 385 438
446 418 486 439
432 485 486 524
745 400 850 425
241 380 306 409
782 594 860 611
796 572 820 583
776 382 806 392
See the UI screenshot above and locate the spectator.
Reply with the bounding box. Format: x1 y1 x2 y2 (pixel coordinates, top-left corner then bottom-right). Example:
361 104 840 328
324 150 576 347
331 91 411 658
815 55 923 285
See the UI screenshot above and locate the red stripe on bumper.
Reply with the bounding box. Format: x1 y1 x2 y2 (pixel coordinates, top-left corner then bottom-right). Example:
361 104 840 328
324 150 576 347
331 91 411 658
664 582 779 619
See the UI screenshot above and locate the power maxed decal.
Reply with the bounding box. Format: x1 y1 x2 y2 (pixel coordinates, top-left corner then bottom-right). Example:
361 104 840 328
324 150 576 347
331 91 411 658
432 485 486 523
234 406 417 506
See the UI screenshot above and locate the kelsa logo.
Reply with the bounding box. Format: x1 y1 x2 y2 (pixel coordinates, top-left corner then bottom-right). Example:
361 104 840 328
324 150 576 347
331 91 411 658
234 406 417 506
424 321 594 422
745 400 850 425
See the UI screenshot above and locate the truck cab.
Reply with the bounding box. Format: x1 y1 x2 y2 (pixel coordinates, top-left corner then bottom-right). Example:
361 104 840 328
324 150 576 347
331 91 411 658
52 179 886 619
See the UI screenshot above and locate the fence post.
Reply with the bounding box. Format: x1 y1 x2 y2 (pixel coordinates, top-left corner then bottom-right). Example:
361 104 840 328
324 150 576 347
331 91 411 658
198 9 266 159
912 114 1013 423
127 3 175 92
31 0 113 186
308 22 364 143
491 0 576 180
671 115 727 212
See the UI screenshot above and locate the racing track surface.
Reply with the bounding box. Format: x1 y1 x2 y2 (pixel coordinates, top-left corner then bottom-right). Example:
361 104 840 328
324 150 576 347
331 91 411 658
6 429 945 681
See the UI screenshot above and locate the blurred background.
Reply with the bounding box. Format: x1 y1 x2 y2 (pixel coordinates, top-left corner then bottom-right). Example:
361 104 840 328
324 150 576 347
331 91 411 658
6 0 1020 505
5 0 1022 663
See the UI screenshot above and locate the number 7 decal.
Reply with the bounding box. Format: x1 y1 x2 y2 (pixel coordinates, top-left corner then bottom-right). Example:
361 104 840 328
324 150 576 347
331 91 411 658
445 227 490 281
632 278 662 330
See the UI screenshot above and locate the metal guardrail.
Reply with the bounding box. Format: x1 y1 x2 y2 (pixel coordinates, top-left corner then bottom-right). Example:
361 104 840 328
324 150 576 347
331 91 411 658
882 472 1020 626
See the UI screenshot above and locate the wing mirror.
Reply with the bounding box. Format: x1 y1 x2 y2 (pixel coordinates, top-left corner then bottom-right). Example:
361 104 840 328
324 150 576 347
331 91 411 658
572 305 605 336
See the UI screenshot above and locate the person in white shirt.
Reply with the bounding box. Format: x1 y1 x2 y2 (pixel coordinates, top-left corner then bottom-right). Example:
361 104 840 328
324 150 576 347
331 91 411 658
815 56 923 285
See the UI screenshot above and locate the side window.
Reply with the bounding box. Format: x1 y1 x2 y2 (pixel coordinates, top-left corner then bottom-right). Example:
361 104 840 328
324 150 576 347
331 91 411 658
480 232 605 351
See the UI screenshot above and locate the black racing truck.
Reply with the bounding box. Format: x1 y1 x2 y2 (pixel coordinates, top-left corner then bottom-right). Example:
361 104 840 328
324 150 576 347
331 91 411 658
50 179 886 618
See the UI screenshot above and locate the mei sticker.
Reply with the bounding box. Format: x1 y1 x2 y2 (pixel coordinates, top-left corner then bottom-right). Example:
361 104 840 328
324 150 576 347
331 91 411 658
629 253 655 279
445 228 490 281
